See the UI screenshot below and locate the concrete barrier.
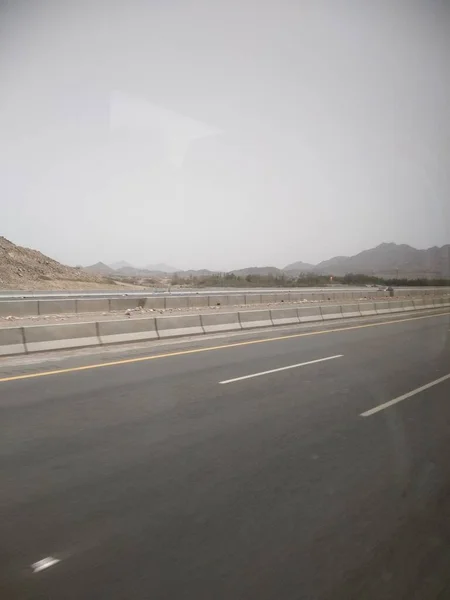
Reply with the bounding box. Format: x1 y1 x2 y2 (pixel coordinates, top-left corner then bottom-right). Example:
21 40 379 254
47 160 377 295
0 327 26 356
388 300 404 313
288 292 307 303
320 305 343 320
98 318 158 345
375 302 391 315
187 295 209 308
165 296 190 310
200 312 242 333
310 293 325 302
229 294 246 306
244 294 262 306
3 289 450 319
0 300 39 317
422 297 435 309
270 307 300 326
156 315 204 338
239 310 273 329
340 304 361 318
75 298 110 313
297 306 323 323
144 297 165 310
109 298 144 311
261 293 282 304
358 302 377 316
38 299 77 315
2 297 449 357
274 293 290 303
402 300 415 311
208 295 231 307
24 322 99 352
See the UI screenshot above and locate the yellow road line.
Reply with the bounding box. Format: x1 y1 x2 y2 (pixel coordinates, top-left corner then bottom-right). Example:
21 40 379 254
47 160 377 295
0 311 448 384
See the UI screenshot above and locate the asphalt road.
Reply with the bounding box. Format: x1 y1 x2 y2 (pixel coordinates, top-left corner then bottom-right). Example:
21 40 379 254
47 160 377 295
1 310 450 599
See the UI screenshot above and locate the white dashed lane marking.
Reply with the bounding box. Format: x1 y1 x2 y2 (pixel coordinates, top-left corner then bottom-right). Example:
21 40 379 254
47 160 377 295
31 557 60 573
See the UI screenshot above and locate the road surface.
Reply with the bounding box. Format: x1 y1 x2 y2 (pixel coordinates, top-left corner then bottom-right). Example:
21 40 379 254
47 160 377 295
1 309 450 599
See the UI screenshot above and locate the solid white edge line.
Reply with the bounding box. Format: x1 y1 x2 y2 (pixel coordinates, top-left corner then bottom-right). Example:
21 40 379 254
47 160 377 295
361 373 450 417
219 354 343 384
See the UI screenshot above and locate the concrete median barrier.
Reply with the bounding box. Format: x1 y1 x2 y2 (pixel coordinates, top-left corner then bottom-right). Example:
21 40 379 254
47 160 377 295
375 302 391 315
228 294 246 306
388 300 404 313
109 298 144 311
358 302 377 316
156 315 204 338
75 298 110 313
297 306 323 323
288 292 306 303
24 322 99 352
341 304 361 318
309 293 325 302
273 293 290 303
200 312 242 333
0 327 26 356
187 296 210 308
208 295 232 307
244 294 262 306
239 310 273 329
143 297 165 310
432 298 448 308
2 297 449 357
0 300 39 317
261 293 282 304
320 305 343 320
270 307 300 326
38 299 77 315
422 297 435 309
164 296 190 310
98 318 158 345
402 300 415 311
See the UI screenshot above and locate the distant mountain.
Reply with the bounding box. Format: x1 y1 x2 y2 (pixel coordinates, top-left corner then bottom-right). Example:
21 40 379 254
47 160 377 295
145 263 178 273
109 260 134 270
283 260 315 274
114 266 157 276
179 269 218 277
84 262 115 275
232 266 284 277
315 243 450 277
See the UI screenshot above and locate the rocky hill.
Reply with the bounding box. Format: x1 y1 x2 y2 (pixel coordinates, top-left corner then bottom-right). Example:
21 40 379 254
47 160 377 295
84 262 116 275
0 237 117 290
314 243 450 277
283 260 315 274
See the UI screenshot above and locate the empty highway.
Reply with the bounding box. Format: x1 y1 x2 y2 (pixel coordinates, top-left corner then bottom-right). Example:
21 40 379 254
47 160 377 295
1 309 450 599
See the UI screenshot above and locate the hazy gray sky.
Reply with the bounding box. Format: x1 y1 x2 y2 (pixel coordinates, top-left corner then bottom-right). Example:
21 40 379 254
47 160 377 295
1 0 449 270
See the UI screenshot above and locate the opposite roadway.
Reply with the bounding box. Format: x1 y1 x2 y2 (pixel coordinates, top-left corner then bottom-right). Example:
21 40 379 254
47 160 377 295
1 308 450 599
